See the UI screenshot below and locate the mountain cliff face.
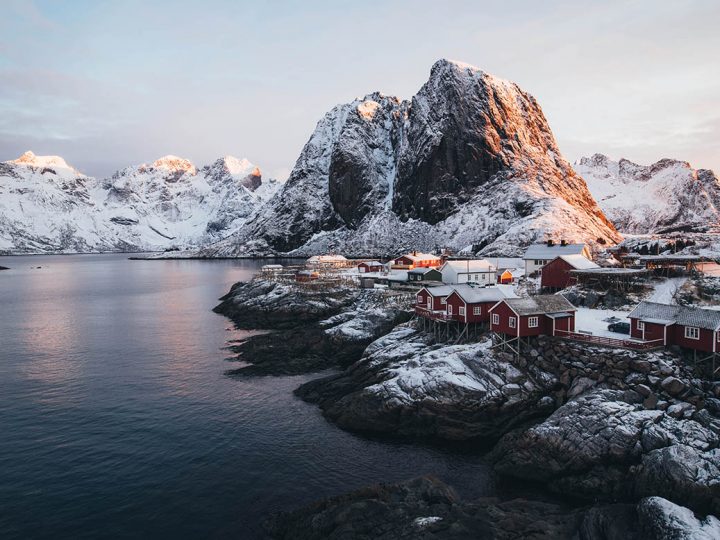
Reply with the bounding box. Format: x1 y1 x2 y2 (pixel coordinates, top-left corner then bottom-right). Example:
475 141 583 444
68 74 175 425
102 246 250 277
0 151 279 254
575 154 720 234
201 59 620 257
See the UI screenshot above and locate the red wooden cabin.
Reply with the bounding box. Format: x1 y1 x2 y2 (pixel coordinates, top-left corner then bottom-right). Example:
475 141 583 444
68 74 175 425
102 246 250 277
445 285 517 324
541 255 598 290
393 251 442 269
628 301 720 353
415 285 454 317
489 296 576 338
357 261 385 273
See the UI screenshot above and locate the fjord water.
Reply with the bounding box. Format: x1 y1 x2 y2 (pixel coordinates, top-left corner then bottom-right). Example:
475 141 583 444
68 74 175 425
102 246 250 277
0 254 492 539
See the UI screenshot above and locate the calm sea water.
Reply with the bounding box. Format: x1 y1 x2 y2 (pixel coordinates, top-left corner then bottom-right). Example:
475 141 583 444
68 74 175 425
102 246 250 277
0 254 492 539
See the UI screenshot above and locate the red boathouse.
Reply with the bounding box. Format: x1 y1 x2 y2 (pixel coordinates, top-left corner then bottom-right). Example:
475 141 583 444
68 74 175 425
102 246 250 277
541 255 599 291
445 285 517 324
489 295 577 338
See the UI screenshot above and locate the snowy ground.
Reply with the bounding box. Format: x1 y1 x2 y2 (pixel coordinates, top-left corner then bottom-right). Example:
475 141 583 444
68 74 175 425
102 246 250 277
648 277 688 304
574 307 631 338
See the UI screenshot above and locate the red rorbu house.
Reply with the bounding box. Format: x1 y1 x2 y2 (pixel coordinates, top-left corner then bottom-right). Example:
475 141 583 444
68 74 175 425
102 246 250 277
489 296 577 340
445 285 517 324
628 301 720 355
393 251 442 270
415 285 454 320
540 254 599 291
357 261 385 273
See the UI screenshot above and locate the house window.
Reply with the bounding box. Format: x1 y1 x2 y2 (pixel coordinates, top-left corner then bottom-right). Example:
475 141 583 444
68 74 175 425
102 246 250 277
528 316 539 328
416 295 423 304
637 320 644 331
509 316 516 329
685 326 700 340
447 305 453 315
459 306 466 316
441 297 446 304
473 307 481 315
492 313 499 325
427 299 432 309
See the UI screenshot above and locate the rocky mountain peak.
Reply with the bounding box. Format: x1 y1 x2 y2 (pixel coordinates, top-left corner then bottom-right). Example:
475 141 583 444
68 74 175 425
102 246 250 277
8 151 78 174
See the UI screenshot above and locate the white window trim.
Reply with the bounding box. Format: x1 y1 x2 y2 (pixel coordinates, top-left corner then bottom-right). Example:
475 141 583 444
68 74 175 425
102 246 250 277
509 316 516 329
492 313 499 325
528 316 539 328
637 320 645 331
441 297 446 304
459 306 466 316
447 305 453 315
685 326 700 340
473 307 481 315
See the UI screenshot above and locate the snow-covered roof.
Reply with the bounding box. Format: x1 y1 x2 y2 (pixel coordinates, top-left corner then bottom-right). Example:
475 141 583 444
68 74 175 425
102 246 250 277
498 295 576 316
408 267 439 275
628 301 720 331
555 254 599 270
450 285 517 304
360 261 385 267
441 259 496 273
422 285 454 297
261 264 283 269
523 243 587 260
396 252 441 262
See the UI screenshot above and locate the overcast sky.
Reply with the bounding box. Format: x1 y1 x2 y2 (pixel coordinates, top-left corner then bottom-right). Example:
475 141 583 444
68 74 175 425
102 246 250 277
1 0 717 179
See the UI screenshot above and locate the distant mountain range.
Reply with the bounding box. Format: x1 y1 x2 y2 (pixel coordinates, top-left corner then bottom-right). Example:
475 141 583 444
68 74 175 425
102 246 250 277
2 59 717 257
0 151 280 254
574 154 720 234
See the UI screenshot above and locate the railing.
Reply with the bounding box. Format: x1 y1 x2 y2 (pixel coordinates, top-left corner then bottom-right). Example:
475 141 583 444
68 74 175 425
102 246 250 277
414 306 454 321
554 329 664 350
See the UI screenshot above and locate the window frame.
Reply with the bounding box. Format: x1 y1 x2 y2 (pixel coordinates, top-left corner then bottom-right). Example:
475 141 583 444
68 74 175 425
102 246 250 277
528 316 539 328
459 306 466 316
509 316 517 329
637 320 645 331
684 326 700 340
473 306 481 315
492 313 499 325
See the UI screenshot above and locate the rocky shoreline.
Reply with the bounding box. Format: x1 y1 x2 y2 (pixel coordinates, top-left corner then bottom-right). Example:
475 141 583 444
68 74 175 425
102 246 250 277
216 277 720 538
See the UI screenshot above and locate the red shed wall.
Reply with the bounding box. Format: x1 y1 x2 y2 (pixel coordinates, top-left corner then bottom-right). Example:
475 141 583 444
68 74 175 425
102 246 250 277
671 326 715 353
541 258 573 289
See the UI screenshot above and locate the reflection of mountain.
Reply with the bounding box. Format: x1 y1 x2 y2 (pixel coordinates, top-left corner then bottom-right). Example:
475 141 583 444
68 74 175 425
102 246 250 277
0 152 281 254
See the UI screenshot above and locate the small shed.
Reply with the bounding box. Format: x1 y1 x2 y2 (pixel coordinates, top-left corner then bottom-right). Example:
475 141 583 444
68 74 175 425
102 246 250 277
541 254 599 290
415 285 454 315
408 267 442 282
358 261 385 273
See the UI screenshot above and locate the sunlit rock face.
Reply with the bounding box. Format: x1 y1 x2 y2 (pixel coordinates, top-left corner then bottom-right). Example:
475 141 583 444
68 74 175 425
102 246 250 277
575 153 720 234
0 152 280 254
202 59 620 258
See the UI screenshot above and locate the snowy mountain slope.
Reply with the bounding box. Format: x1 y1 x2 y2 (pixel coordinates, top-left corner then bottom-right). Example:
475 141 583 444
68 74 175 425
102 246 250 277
0 151 280 254
200 59 620 258
575 154 720 234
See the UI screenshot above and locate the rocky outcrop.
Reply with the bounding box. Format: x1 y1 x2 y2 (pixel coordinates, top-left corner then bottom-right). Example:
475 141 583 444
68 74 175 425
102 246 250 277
575 153 720 234
264 475 718 540
214 278 410 375
200 59 620 258
296 326 557 440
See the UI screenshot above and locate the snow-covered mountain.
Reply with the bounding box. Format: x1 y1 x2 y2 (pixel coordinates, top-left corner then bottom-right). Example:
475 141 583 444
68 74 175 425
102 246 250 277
575 154 720 234
199 59 620 258
0 151 280 254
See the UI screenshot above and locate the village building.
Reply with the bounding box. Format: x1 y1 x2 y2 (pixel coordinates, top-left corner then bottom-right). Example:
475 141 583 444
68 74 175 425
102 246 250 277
522 241 590 276
414 285 454 318
541 254 599 290
445 285 517 324
392 251 442 270
306 254 349 269
489 295 577 339
260 264 284 276
439 259 496 285
628 301 720 354
408 267 442 282
497 268 524 284
357 261 385 273
295 270 320 283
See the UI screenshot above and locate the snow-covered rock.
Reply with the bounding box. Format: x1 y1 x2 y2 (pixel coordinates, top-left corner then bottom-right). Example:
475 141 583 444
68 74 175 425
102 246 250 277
575 153 720 234
0 152 280 253
198 59 621 258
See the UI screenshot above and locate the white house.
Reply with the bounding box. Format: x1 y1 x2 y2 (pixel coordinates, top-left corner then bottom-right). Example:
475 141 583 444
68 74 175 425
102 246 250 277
522 242 590 276
440 259 496 285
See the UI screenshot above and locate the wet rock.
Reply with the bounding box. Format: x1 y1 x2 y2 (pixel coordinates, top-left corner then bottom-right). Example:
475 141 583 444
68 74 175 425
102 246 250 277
637 496 720 539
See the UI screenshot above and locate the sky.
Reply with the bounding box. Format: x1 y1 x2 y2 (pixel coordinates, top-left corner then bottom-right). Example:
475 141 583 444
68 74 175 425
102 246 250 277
0 0 718 179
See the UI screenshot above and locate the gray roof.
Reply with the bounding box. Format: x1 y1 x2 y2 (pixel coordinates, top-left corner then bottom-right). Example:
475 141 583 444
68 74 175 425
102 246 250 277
501 295 576 316
423 285 454 297
450 285 517 304
628 301 720 331
523 243 587 260
409 267 439 275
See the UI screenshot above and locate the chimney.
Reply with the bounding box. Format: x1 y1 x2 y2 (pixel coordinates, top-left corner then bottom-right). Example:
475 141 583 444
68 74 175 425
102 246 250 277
560 239 567 246
547 239 554 247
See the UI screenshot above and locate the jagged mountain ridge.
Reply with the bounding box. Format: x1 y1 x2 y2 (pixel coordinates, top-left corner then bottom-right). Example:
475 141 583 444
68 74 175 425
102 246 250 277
200 59 620 257
575 153 720 234
0 151 280 254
